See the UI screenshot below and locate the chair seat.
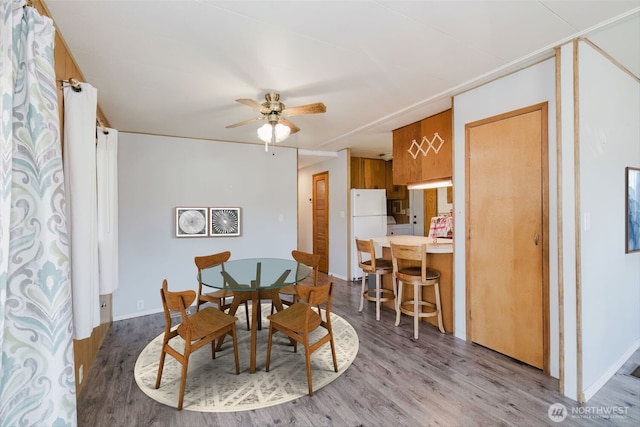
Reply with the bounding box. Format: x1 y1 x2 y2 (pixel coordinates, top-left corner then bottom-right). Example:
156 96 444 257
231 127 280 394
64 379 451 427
397 266 440 280
202 289 234 300
178 307 237 340
268 302 322 333
278 284 298 296
360 258 393 272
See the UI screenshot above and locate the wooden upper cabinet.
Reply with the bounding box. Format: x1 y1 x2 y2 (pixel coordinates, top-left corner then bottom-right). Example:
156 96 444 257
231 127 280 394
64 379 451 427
350 157 386 189
392 121 422 185
363 158 386 189
420 109 452 181
386 160 406 199
393 109 452 185
350 156 363 189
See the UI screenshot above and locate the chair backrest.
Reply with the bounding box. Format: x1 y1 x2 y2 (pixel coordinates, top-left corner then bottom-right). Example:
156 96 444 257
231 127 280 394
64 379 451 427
297 280 333 326
160 279 196 332
195 251 231 286
194 251 231 271
390 243 428 281
292 250 321 286
355 238 377 273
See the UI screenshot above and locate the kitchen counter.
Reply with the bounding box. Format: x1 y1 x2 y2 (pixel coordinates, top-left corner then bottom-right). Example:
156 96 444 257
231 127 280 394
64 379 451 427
371 235 453 254
370 234 454 333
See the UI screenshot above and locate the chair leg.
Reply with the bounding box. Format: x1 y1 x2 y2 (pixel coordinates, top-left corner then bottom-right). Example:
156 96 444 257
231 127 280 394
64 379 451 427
375 273 381 321
329 335 338 373
413 284 420 340
305 342 313 396
245 301 250 330
434 282 445 333
177 355 189 410
392 275 399 320
265 325 274 372
155 348 167 389
230 325 240 374
395 280 403 326
358 275 366 312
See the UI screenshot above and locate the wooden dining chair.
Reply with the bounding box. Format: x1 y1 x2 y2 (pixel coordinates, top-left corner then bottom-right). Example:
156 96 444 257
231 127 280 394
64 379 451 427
195 251 249 329
155 279 240 410
271 250 321 314
265 279 338 396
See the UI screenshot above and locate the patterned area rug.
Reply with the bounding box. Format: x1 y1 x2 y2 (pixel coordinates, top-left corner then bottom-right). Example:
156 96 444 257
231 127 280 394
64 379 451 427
134 304 359 412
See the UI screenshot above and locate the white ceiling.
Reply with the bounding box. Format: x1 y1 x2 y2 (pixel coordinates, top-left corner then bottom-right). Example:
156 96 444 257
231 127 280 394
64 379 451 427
43 1 639 168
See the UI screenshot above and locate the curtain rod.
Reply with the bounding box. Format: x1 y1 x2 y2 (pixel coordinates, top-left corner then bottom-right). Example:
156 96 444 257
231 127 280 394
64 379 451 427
97 118 109 135
60 77 82 92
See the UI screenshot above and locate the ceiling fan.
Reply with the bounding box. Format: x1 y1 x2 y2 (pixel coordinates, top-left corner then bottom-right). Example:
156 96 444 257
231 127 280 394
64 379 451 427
226 92 326 151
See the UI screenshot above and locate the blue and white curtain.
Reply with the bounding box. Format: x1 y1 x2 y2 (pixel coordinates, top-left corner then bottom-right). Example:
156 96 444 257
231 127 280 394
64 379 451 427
0 0 76 425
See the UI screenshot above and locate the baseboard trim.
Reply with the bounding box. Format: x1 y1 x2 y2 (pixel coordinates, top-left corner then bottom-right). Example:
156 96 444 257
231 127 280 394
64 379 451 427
582 339 640 401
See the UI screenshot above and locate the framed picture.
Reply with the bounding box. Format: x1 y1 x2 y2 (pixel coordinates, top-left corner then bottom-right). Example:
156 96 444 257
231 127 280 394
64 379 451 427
626 167 640 253
210 207 241 237
175 207 208 237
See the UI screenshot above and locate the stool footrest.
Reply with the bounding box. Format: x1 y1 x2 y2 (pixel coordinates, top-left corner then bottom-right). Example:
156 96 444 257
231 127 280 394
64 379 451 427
399 300 439 318
363 288 395 303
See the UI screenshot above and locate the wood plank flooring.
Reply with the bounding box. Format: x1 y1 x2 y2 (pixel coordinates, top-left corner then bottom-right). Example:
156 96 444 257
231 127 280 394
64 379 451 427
78 274 640 426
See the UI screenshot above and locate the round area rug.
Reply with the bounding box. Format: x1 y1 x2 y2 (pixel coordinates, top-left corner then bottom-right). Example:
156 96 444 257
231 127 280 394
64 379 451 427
134 303 359 412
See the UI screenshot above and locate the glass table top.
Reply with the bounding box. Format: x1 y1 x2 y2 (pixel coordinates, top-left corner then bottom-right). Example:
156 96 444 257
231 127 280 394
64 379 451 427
199 257 311 291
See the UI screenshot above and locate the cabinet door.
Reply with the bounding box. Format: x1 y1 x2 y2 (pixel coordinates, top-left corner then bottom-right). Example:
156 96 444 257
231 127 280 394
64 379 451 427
419 109 452 181
350 157 363 189
385 160 406 199
363 159 386 189
392 121 422 185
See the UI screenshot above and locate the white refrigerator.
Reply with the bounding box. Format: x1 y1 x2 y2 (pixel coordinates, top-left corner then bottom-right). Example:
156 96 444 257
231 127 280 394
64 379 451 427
351 188 387 280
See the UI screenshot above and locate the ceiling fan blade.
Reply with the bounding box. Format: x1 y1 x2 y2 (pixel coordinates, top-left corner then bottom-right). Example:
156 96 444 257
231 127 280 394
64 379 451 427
282 102 326 116
279 117 300 134
225 116 263 128
236 98 269 113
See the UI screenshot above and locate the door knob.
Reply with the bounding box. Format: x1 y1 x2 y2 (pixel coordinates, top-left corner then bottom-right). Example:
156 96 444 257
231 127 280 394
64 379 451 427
534 234 539 245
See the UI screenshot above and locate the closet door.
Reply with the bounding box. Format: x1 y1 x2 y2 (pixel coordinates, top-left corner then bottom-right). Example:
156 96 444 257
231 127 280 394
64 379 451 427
466 103 549 372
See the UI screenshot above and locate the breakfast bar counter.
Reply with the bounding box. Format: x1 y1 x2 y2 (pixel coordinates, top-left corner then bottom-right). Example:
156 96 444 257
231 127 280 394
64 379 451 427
371 235 454 333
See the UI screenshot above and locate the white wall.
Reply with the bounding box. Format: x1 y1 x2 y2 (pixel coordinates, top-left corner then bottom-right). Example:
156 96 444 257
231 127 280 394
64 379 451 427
115 133 298 320
297 150 349 280
453 58 559 379
578 41 640 401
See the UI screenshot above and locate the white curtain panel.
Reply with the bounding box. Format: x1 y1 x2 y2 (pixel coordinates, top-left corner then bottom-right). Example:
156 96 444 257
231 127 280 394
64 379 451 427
63 83 100 339
0 0 76 425
97 128 119 294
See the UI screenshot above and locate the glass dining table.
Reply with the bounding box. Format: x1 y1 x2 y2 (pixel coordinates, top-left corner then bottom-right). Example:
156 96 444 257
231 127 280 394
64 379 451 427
199 257 311 373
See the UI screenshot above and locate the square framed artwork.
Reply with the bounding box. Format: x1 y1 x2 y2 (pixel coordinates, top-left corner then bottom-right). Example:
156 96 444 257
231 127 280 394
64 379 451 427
175 207 208 237
626 167 640 253
210 207 241 237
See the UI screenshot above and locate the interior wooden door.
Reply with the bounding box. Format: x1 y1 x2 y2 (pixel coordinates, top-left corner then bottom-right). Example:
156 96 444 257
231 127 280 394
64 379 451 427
466 103 549 372
312 172 329 273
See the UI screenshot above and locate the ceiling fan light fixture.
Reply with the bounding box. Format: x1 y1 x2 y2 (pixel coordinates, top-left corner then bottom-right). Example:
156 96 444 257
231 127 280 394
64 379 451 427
257 122 290 144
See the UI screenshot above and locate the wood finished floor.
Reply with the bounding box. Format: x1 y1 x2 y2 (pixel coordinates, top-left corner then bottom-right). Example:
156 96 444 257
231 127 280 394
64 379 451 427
78 274 640 426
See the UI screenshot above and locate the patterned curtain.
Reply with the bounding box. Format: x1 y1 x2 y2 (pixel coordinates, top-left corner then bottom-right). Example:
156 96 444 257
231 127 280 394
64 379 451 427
0 0 76 425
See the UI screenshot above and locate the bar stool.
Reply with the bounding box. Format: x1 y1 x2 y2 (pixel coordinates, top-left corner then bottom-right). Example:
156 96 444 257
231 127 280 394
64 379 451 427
390 242 444 339
355 238 396 321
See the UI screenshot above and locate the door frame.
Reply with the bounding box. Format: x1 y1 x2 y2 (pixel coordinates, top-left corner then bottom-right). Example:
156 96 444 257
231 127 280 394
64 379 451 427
464 102 550 374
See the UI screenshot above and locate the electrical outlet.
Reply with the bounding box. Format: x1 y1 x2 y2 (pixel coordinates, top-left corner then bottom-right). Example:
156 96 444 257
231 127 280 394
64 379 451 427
137 300 144 310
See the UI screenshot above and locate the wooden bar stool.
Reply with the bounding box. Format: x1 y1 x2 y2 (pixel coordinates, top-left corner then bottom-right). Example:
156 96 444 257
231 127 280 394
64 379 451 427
390 242 444 339
355 238 396 321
